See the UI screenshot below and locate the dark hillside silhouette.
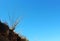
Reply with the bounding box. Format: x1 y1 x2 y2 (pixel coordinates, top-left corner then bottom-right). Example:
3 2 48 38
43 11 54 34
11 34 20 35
0 21 28 41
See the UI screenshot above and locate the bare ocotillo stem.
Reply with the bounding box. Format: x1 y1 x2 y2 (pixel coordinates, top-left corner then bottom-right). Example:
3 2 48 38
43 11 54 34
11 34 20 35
11 17 21 30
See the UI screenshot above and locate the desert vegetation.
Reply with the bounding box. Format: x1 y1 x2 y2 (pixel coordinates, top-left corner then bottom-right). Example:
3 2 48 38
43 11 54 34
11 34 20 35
0 21 29 41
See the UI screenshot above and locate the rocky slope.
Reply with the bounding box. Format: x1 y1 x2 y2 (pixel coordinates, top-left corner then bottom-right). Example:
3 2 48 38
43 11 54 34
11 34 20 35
0 21 28 41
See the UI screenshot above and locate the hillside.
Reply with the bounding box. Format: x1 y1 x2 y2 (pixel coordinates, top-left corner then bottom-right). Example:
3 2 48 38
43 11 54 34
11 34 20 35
0 21 28 41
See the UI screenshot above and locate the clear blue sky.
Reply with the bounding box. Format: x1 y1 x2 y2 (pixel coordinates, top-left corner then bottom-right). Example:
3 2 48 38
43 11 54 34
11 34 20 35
0 0 60 41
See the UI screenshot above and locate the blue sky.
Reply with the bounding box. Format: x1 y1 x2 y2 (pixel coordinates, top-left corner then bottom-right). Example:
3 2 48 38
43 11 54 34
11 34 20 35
0 0 60 41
